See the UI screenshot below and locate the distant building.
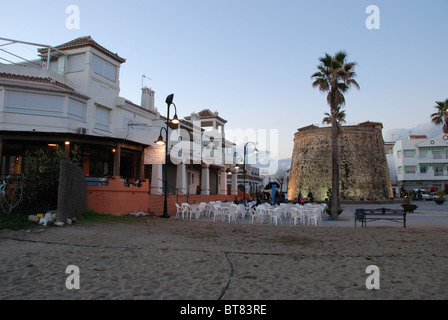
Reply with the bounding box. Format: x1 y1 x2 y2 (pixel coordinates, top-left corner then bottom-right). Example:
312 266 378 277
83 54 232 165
288 122 393 201
387 133 448 193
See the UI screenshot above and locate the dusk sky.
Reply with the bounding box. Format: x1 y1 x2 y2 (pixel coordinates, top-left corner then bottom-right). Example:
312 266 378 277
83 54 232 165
1 0 447 162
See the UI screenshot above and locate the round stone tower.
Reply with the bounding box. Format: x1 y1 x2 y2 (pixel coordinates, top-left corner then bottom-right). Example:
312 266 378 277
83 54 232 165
288 122 393 202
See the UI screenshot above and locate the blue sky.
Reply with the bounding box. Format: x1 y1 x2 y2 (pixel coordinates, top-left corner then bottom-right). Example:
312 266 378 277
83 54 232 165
1 0 447 161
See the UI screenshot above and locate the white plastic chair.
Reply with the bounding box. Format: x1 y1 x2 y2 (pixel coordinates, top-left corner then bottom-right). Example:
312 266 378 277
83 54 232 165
237 204 246 219
181 203 190 220
175 203 183 219
212 205 224 222
248 207 258 224
289 207 305 225
270 207 283 225
198 202 207 217
189 205 201 220
256 205 269 224
224 205 238 223
307 207 322 226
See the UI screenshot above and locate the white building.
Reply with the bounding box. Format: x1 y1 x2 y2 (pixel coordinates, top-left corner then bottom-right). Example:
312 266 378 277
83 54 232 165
388 133 448 193
0 36 237 196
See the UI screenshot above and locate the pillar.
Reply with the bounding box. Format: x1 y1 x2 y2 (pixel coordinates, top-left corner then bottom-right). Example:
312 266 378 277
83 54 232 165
219 168 228 195
151 164 163 195
113 145 121 177
201 165 210 195
231 172 238 196
176 164 187 195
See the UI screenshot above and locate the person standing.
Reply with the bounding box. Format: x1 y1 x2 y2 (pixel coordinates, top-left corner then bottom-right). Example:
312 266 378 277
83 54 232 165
308 191 314 203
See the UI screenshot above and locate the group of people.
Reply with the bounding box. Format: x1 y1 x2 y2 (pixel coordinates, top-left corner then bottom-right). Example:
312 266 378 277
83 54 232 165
233 190 316 206
296 191 314 205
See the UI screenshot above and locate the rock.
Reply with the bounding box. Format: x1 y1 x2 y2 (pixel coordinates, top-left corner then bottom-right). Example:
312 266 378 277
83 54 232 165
66 218 72 225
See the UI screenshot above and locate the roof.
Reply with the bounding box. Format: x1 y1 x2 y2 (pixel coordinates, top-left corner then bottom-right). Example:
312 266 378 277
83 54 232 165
0 72 89 99
416 133 448 148
37 36 126 64
184 109 228 124
410 135 428 140
358 121 383 129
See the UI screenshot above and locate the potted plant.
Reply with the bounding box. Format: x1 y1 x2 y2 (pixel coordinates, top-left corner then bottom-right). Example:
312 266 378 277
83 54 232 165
434 190 446 205
324 188 343 216
401 196 418 213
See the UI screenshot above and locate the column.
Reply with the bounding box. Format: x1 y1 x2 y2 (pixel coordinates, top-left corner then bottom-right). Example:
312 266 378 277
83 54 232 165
151 164 163 195
231 172 238 196
176 164 187 195
201 165 210 195
113 145 121 177
219 168 228 195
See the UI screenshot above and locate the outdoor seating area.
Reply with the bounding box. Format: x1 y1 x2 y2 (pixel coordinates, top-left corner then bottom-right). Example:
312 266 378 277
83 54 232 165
175 202 327 227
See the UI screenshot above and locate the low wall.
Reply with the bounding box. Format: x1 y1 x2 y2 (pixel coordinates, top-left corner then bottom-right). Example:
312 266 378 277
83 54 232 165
87 176 150 215
86 176 252 216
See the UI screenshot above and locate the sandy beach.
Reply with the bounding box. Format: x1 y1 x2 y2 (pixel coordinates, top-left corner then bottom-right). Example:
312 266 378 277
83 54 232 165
1 204 448 301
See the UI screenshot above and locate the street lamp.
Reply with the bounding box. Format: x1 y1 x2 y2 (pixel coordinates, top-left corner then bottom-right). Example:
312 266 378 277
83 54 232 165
234 156 243 171
156 94 180 219
242 142 258 203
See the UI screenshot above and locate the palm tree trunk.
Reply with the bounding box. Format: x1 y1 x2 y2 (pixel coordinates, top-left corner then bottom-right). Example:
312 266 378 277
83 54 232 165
330 103 340 220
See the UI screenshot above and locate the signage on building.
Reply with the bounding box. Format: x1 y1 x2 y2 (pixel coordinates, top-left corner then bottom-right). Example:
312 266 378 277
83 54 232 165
144 145 166 165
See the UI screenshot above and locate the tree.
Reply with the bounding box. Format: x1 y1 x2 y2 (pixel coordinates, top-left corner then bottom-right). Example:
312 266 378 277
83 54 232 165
322 105 347 133
22 145 81 213
430 99 448 134
272 169 288 193
311 51 360 219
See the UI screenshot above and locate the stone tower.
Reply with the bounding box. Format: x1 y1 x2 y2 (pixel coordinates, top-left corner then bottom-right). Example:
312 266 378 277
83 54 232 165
288 122 393 202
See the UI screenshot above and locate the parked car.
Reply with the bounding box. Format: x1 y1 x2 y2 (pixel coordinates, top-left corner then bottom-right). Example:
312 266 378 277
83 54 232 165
413 189 433 200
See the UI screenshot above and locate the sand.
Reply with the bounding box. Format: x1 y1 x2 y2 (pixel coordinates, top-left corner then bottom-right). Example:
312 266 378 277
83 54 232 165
1 213 448 301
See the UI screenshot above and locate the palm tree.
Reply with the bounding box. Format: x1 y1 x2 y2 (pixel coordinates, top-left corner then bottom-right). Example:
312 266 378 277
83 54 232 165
322 106 347 126
311 51 359 219
430 99 448 134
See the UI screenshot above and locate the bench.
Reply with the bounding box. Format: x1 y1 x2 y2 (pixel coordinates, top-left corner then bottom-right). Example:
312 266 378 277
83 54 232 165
355 208 407 228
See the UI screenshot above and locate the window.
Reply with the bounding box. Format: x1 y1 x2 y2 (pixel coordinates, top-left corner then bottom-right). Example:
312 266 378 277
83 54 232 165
398 167 403 174
419 149 427 158
404 166 416 174
5 90 63 117
67 53 85 73
397 150 402 158
420 165 428 174
95 106 110 131
92 54 116 82
68 98 86 121
404 150 415 158
434 165 444 176
433 150 443 160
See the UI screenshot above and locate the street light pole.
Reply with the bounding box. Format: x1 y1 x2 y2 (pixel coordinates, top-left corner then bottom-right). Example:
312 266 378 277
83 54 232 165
155 94 179 219
242 142 258 203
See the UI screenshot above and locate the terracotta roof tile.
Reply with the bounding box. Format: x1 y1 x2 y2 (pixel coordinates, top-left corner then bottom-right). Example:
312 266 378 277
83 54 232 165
0 72 89 99
38 36 126 64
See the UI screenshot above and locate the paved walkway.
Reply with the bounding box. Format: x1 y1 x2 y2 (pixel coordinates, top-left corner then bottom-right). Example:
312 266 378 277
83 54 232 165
185 201 448 228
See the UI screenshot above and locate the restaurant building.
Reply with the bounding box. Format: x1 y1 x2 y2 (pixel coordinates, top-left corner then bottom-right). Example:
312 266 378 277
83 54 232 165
0 36 240 215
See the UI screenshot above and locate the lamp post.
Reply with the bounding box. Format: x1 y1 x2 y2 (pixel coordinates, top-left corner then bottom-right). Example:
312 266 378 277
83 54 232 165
242 142 258 203
154 94 180 219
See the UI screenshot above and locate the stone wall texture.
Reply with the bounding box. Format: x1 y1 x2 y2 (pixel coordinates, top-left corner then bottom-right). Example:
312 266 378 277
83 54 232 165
57 160 88 222
288 123 393 202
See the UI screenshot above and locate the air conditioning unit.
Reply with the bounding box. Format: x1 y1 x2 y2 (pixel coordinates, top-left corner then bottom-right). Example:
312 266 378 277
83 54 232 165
78 127 87 135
